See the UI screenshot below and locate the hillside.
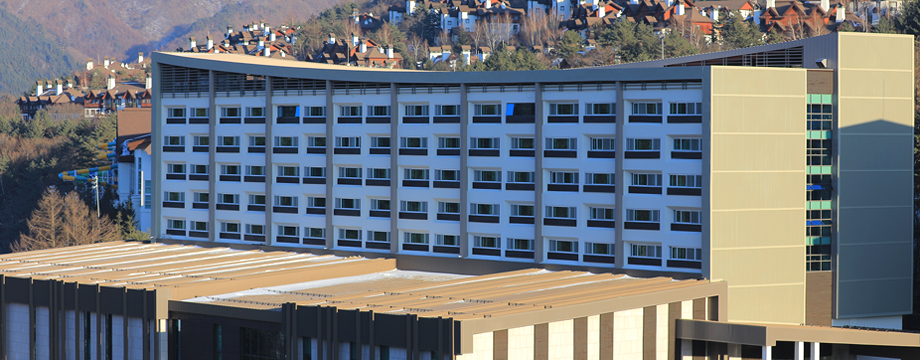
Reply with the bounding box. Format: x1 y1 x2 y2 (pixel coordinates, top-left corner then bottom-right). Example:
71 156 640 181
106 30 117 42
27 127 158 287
0 0 344 93
0 6 76 95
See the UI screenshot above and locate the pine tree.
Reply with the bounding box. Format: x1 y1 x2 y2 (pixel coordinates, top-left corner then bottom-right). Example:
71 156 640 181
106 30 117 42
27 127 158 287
897 0 920 35
720 11 764 49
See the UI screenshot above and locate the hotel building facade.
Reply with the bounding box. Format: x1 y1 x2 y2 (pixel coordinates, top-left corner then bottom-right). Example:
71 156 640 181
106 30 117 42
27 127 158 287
149 33 914 328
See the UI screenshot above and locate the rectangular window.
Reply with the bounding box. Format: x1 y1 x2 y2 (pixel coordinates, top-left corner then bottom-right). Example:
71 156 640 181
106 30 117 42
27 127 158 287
306 136 325 148
631 173 662 186
400 137 428 148
631 102 662 115
277 166 299 177
166 219 185 230
627 138 661 151
474 104 501 116
627 209 660 222
470 137 500 149
511 204 534 216
305 106 326 117
338 167 362 178
403 232 429 244
590 137 615 151
438 201 460 214
305 166 326 178
549 171 578 184
438 137 460 149
245 224 264 235
338 228 361 240
586 243 614 255
274 196 298 207
191 108 208 117
670 247 702 260
436 234 459 246
673 210 701 224
190 221 208 231
673 138 701 151
507 171 534 183
368 168 390 179
549 103 578 115
400 200 428 213
586 103 615 115
436 105 459 116
246 165 264 176
586 173 614 185
340 105 362 116
220 165 240 175
305 227 325 239
371 199 390 211
511 137 534 149
405 104 429 116
221 107 241 117
669 102 702 115
370 136 390 148
473 170 501 182
217 193 239 204
589 207 614 220
631 244 662 258
307 197 326 208
507 238 534 251
246 107 264 117
275 136 298 147
192 135 208 146
435 169 459 181
470 203 499 215
335 136 361 148
367 105 390 116
473 236 500 248
549 240 578 253
404 168 429 180
193 192 209 203
220 222 240 233
167 163 186 174
167 108 185 118
164 136 185 146
277 106 298 117
367 231 389 242
335 198 360 210
218 136 239 146
164 191 185 202
545 206 576 219
248 194 266 205
669 174 702 188
190 164 208 175
508 103 535 116
278 225 299 236
546 138 576 150
249 135 266 147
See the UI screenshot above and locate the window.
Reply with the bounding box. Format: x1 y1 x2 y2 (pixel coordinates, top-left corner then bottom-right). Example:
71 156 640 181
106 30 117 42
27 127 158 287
191 108 208 117
435 169 459 181
549 103 578 115
632 173 662 186
274 195 298 207
438 201 460 214
249 136 266 147
335 136 360 148
507 238 534 251
673 138 701 151
438 137 460 149
549 171 578 184
371 199 391 211
340 105 362 116
627 138 660 151
400 201 428 213
631 244 662 258
670 174 702 188
436 105 459 116
405 104 429 116
338 167 362 178
305 106 325 117
166 219 185 230
277 166 299 177
249 194 266 205
400 137 427 148
507 171 534 183
190 164 208 175
586 243 614 255
368 168 390 179
511 204 534 216
404 168 429 180
669 102 702 115
277 106 298 117
306 136 326 150
245 224 264 235
473 170 501 182
586 103 615 115
470 203 499 215
246 107 264 117
546 138 576 150
589 207 614 220
221 107 241 117
305 227 325 239
370 137 390 149
278 225 299 236
275 136 298 147
167 163 186 174
164 136 185 146
338 228 361 240
192 135 208 146
511 137 534 149
508 103 535 116
221 164 240 175
631 102 661 114
473 236 500 248
367 231 389 242
545 206 576 219
307 197 326 209
673 210 701 224
193 192 209 204
305 167 326 178
671 247 702 260
436 234 459 246
627 209 660 222
474 104 500 116
164 192 185 202
167 108 185 118
470 137 499 149
190 221 208 231
586 173 614 185
549 240 578 253
403 232 429 244
335 198 360 210
218 193 239 204
246 165 264 176
590 137 615 151
221 222 240 233
367 105 390 116
218 136 239 146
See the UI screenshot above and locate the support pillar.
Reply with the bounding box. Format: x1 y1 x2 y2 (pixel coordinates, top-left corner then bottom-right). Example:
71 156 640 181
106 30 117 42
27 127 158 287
727 343 741 360
762 345 772 360
810 342 819 360
794 341 804 360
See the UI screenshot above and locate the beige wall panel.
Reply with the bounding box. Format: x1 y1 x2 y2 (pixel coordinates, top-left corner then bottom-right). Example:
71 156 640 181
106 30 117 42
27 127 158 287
710 67 807 97
710 135 804 172
837 98 914 130
710 247 804 285
725 285 805 324
507 326 534 360
710 210 802 249
838 133 913 171
837 33 914 71
836 171 913 207
837 71 913 100
837 207 914 248
710 172 803 210
710 97 805 134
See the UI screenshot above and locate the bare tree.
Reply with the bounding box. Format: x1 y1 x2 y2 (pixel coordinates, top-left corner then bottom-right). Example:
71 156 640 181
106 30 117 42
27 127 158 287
14 187 64 251
407 33 428 67
14 188 120 252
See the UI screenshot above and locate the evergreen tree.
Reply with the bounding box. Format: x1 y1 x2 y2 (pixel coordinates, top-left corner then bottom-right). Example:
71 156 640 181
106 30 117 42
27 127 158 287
897 0 920 35
765 27 786 44
836 22 856 32
720 11 764 49
874 16 897 34
663 29 698 58
557 30 584 58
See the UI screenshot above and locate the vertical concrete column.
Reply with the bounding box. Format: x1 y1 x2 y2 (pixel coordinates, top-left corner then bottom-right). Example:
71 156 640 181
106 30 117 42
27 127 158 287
459 84 469 258
533 82 544 263
150 62 162 240
208 70 217 242
326 81 336 250
390 83 400 254
613 82 625 268
810 342 820 360
761 345 772 360
265 76 275 245
794 341 804 360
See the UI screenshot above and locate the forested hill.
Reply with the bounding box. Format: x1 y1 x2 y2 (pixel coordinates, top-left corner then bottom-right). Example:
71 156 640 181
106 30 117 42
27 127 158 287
0 6 76 95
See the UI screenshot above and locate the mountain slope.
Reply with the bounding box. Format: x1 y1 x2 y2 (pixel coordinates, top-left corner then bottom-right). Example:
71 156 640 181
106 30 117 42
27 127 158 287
0 6 76 95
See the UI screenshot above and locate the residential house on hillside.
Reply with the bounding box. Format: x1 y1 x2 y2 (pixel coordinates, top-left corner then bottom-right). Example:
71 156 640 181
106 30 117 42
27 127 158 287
436 0 527 35
82 75 151 117
760 0 863 36
180 21 296 59
16 79 84 119
310 33 403 68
